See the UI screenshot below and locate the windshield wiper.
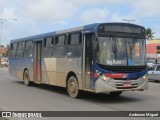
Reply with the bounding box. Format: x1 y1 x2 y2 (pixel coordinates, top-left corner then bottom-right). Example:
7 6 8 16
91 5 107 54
128 38 138 59
127 42 133 59
111 37 117 60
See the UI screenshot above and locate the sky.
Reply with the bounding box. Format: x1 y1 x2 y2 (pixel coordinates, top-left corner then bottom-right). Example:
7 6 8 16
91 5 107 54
0 0 160 45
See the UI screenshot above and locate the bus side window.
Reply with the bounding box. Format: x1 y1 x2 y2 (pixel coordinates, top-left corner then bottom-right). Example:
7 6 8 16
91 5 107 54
10 44 13 58
57 35 65 45
10 43 17 58
24 40 33 58
67 33 82 58
17 42 25 58
54 35 66 58
43 37 53 57
13 43 18 50
25 40 33 49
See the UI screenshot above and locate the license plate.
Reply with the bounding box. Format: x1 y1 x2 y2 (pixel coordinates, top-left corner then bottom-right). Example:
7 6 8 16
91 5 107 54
123 83 132 87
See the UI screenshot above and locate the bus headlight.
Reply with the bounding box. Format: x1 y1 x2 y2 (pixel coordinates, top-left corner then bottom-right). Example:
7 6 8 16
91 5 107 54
100 75 111 81
141 74 148 80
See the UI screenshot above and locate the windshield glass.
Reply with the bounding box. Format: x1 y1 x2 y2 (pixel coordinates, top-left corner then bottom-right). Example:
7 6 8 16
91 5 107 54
97 37 146 66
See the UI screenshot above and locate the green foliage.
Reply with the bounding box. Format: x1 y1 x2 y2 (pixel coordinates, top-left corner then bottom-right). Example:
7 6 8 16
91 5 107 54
146 28 155 40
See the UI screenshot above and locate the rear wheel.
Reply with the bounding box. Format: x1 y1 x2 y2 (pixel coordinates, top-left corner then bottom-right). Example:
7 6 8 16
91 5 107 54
24 70 31 86
109 91 122 96
67 76 81 98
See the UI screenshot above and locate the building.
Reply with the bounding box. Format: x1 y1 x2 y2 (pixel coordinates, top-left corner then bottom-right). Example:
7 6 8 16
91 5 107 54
0 45 8 57
146 39 160 62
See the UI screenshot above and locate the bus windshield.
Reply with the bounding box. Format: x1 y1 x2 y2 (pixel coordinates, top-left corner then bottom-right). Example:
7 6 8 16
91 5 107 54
97 37 146 66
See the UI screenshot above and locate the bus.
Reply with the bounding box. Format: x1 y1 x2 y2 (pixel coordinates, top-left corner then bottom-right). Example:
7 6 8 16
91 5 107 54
9 23 148 98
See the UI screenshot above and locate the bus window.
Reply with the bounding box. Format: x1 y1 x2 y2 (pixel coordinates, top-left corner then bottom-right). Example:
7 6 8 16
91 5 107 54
47 37 53 47
24 41 33 58
43 37 53 57
18 42 25 50
10 44 13 50
56 35 65 45
13 43 18 50
67 33 82 58
26 40 33 49
54 35 66 58
10 43 17 58
69 33 81 45
17 42 25 58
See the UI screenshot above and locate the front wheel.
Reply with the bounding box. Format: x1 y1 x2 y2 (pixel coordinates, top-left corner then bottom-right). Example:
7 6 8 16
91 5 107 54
109 91 122 96
67 76 81 98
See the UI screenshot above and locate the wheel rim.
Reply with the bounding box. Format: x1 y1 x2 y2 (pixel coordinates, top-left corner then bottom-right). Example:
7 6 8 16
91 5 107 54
68 77 78 97
69 81 77 93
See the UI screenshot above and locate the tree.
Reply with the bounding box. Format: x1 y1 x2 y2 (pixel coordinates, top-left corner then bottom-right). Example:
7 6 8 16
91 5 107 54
146 28 155 40
2 49 9 57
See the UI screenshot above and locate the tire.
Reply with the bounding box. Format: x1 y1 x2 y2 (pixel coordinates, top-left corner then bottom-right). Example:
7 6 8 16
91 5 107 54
109 91 122 96
67 76 81 98
23 70 31 86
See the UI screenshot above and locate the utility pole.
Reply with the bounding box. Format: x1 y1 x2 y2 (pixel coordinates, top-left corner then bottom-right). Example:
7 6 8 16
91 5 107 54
0 19 3 48
122 19 136 23
0 18 17 47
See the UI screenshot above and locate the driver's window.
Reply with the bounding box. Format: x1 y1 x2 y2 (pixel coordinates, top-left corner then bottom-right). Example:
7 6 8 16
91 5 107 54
156 65 160 71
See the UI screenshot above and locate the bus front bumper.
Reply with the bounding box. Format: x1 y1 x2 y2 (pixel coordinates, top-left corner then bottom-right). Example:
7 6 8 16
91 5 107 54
95 78 148 93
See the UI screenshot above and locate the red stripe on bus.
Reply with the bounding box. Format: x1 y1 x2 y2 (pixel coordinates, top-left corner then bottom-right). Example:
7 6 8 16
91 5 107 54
93 73 99 78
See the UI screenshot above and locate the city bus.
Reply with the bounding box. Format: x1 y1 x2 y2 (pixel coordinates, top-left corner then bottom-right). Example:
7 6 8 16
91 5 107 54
9 23 148 98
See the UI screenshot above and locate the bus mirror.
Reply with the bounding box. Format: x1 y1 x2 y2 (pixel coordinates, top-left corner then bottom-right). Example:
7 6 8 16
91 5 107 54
93 41 98 51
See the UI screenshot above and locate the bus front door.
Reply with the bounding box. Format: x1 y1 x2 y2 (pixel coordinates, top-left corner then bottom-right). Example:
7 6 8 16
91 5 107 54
33 41 42 83
83 33 94 90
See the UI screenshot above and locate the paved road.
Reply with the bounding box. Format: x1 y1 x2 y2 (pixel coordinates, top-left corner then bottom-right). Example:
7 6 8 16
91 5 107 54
0 68 160 120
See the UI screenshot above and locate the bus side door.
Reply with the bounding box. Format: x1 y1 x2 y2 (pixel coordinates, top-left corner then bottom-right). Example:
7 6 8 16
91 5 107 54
33 40 42 83
82 33 94 90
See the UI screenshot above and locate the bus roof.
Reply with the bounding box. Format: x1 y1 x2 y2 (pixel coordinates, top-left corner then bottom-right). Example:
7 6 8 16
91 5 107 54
10 23 99 43
10 23 144 43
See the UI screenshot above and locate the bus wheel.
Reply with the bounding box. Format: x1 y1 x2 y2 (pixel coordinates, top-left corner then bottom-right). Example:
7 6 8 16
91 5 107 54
67 76 80 98
24 70 31 86
109 91 122 96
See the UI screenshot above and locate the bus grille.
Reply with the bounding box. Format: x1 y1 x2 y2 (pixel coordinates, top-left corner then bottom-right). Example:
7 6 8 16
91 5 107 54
97 64 147 73
108 80 139 89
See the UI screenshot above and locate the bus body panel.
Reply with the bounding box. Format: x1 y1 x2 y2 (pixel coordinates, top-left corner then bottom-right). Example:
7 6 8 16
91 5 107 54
9 58 18 77
55 57 68 87
42 58 57 85
9 58 33 81
41 57 82 89
64 57 82 89
16 58 25 80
